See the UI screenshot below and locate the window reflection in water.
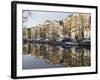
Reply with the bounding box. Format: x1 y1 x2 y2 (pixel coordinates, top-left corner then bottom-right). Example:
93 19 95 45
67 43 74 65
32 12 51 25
23 43 91 69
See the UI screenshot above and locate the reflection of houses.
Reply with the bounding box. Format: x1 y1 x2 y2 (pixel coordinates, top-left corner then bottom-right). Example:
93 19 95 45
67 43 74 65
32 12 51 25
60 47 91 67
83 48 91 65
23 43 29 54
23 43 91 67
48 46 63 64
63 47 91 67
23 43 32 54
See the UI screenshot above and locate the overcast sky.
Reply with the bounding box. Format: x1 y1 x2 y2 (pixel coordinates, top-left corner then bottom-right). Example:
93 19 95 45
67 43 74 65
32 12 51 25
22 10 73 28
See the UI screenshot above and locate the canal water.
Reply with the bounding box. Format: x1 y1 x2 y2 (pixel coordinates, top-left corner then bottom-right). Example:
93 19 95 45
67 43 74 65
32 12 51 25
22 43 91 69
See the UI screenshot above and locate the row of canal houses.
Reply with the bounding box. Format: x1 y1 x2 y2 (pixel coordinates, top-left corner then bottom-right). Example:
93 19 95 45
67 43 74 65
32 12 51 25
23 13 91 41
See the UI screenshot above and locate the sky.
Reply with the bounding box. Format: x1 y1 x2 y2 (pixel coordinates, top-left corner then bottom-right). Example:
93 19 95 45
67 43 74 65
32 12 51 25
22 10 73 28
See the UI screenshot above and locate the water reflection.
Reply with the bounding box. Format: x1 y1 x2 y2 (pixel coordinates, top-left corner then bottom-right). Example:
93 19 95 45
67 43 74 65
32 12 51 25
23 43 91 69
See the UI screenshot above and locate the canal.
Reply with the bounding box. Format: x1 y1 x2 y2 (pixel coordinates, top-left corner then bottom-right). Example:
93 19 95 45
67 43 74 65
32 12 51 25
22 43 91 69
